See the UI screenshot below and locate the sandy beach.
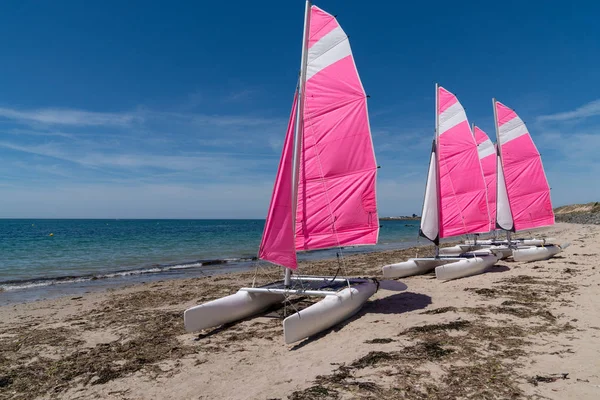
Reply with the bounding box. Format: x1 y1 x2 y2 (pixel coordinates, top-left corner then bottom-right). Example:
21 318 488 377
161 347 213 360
1 222 599 399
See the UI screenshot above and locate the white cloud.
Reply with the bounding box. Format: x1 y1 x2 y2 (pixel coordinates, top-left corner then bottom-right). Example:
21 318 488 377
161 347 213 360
0 107 140 127
0 140 276 180
537 99 600 122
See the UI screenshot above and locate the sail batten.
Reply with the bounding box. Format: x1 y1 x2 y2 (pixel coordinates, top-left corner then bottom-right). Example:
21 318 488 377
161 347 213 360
494 101 554 231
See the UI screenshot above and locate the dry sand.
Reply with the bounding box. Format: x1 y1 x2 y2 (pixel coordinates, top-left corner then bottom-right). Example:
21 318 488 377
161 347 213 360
1 222 599 399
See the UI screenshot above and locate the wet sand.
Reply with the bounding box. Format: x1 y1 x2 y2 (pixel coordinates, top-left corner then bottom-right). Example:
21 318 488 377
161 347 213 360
1 222 599 399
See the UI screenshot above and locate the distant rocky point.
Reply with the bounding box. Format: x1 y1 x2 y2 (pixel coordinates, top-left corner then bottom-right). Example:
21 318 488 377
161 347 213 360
554 202 600 225
380 214 421 221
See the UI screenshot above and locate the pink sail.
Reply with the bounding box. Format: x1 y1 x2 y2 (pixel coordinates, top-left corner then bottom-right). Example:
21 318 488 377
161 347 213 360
259 5 378 269
473 126 496 232
437 86 489 238
296 6 379 251
494 101 554 231
258 94 298 269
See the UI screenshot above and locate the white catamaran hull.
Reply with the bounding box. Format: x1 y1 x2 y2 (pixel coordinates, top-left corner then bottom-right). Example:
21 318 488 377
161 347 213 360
184 290 285 333
382 250 495 279
511 244 567 263
382 258 453 278
283 280 377 344
439 244 512 259
464 238 556 246
435 254 500 281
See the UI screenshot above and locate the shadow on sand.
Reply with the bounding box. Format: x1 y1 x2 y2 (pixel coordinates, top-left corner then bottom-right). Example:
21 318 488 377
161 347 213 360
488 264 510 274
378 280 408 291
290 291 432 350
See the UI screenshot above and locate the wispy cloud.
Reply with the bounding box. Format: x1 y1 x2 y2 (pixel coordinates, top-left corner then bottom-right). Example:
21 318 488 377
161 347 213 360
222 89 256 102
0 107 140 127
4 127 76 138
0 140 276 178
537 99 600 122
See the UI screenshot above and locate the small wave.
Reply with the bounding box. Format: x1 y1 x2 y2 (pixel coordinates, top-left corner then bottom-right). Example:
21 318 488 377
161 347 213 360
0 257 254 292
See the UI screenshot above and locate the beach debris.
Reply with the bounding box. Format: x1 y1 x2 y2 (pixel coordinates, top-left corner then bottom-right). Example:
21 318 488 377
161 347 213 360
420 306 458 315
399 320 471 335
289 385 339 400
528 373 569 386
364 338 395 344
0 375 13 388
351 351 398 368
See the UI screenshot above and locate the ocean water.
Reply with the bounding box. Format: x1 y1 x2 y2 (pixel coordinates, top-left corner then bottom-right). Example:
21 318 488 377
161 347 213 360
0 219 421 304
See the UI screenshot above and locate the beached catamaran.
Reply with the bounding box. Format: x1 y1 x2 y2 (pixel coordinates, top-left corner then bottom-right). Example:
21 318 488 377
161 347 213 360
184 1 382 344
440 125 512 259
382 85 499 280
490 99 566 262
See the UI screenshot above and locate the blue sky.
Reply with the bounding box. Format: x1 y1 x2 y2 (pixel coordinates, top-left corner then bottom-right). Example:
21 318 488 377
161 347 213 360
0 0 599 218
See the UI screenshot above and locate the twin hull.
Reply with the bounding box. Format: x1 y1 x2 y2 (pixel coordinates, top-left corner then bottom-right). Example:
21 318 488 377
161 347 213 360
464 238 556 246
183 281 377 344
382 254 499 281
439 244 512 259
511 244 565 262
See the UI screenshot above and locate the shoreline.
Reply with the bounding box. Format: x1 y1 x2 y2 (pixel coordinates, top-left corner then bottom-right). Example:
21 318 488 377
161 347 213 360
2 222 599 399
0 236 430 306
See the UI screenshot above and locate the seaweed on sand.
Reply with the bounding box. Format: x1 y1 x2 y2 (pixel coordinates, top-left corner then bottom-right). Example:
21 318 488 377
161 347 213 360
288 272 580 399
400 320 471 335
0 310 195 399
289 385 340 400
364 338 395 344
351 351 400 368
420 306 458 315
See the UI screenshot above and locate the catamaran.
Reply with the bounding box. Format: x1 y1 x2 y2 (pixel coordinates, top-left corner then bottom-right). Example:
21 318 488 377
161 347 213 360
184 1 384 344
439 125 513 258
382 85 500 281
491 99 566 262
445 106 563 260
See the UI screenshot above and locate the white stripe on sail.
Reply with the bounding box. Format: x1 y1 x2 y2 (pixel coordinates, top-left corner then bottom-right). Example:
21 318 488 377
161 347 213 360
477 138 495 159
306 26 352 80
498 115 528 144
438 101 467 135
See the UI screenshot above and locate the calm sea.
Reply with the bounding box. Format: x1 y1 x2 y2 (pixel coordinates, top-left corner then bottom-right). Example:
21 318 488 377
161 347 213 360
0 219 420 304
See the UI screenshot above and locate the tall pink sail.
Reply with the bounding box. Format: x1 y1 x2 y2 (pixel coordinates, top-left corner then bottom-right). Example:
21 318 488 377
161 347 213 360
436 86 489 238
258 94 299 269
494 101 554 231
259 5 378 269
473 126 496 232
295 6 378 251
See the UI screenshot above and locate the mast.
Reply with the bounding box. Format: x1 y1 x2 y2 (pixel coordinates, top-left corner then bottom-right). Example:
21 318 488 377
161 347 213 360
286 0 311 287
434 83 439 257
472 121 477 245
